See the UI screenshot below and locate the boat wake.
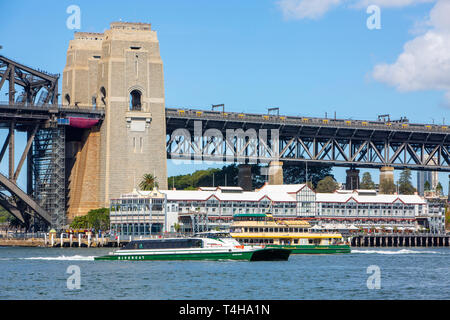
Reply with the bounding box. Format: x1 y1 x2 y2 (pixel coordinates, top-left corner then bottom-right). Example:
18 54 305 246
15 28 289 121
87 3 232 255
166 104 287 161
21 255 95 261
352 249 441 255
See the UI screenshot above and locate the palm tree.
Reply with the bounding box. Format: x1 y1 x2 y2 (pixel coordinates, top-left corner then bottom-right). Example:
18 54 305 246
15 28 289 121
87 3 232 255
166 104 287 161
139 173 159 191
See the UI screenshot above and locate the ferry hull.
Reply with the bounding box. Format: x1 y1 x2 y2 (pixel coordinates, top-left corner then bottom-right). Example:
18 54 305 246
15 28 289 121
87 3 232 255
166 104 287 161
267 244 351 254
94 248 291 261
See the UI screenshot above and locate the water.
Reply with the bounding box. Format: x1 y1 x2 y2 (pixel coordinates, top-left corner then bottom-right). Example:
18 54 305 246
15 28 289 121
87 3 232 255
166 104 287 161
0 246 448 300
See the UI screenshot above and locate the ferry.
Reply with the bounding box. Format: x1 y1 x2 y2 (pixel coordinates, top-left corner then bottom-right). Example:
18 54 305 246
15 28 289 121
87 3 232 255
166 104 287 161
94 232 291 261
230 214 351 254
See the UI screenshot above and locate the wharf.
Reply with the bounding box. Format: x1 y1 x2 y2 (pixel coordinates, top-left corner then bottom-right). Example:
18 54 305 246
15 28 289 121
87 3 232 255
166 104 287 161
0 236 131 248
351 233 450 247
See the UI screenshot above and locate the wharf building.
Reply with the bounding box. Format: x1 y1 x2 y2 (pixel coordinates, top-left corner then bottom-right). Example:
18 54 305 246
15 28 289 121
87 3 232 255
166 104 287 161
109 184 445 237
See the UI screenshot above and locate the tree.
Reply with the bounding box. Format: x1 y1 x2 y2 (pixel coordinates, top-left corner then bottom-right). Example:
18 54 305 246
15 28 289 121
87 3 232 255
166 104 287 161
315 176 339 193
424 180 431 191
360 172 376 189
87 208 110 232
283 163 333 189
379 179 396 194
69 208 110 232
398 169 416 195
436 182 443 195
139 173 159 190
70 215 88 229
167 162 333 191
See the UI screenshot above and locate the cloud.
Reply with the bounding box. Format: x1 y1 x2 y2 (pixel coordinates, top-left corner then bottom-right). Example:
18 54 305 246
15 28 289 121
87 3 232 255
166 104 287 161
277 0 344 20
276 0 450 105
371 0 450 105
353 0 434 9
277 0 435 20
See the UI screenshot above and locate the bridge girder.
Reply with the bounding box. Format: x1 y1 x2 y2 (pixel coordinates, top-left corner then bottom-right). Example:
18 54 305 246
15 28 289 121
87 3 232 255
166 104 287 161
166 108 450 171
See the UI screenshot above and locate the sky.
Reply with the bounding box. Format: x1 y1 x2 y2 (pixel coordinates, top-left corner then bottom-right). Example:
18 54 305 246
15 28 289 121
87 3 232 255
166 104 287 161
0 0 449 194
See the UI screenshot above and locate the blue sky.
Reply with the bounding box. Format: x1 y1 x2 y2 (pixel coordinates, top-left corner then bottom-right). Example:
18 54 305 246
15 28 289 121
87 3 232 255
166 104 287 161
0 0 448 193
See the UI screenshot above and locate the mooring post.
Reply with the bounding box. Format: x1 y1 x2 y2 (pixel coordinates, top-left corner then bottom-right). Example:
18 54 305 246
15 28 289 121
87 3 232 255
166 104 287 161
78 234 81 247
44 233 47 246
88 233 91 248
70 234 73 247
60 233 63 247
50 233 54 247
117 235 120 247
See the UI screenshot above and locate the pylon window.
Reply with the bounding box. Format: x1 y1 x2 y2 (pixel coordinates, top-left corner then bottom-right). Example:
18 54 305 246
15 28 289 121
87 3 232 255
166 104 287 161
130 90 142 111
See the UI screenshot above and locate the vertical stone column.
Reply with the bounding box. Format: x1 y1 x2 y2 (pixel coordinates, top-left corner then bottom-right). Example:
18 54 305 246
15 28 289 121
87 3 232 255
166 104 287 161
268 161 283 185
345 168 360 190
238 164 252 191
379 166 395 194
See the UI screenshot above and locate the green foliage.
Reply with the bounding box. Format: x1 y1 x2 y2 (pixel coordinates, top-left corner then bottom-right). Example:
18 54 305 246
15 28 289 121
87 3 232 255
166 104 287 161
360 172 376 189
70 208 110 231
398 169 416 195
283 164 333 189
139 173 159 191
0 206 24 227
424 180 431 191
0 206 11 224
70 215 89 229
315 176 339 193
168 163 333 191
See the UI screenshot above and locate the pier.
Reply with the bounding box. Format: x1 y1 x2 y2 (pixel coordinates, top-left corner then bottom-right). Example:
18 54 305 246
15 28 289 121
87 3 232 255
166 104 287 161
350 234 450 247
0 232 181 248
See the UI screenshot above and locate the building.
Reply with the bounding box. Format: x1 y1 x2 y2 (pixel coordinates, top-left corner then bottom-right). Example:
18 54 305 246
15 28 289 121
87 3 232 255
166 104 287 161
417 171 439 196
109 184 446 237
315 189 426 232
109 188 171 237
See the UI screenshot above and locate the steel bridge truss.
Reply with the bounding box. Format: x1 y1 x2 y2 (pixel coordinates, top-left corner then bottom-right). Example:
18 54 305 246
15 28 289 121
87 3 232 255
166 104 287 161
166 118 450 171
0 55 59 105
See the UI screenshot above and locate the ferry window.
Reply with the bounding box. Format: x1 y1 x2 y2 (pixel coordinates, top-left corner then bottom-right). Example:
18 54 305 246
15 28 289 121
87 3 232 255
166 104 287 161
294 239 298 244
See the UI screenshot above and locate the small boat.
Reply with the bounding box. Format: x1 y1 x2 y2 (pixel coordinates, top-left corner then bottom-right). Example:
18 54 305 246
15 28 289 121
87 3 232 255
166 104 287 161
94 231 291 261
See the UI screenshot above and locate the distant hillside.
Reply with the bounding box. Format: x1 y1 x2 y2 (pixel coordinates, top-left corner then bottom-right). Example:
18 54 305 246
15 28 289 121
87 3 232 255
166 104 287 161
167 163 333 190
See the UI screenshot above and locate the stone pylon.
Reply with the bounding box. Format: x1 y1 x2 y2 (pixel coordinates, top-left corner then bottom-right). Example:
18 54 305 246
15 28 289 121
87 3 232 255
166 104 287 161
63 22 168 220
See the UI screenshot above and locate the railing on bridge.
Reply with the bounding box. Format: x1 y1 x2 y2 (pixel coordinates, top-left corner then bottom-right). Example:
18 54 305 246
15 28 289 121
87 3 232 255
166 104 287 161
166 108 449 134
166 107 450 171
0 101 105 116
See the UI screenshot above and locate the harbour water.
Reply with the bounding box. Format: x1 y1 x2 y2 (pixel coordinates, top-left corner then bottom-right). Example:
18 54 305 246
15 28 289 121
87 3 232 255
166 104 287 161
0 246 449 300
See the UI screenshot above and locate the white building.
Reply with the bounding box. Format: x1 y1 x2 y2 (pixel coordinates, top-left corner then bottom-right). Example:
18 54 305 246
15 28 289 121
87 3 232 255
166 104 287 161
109 184 445 236
315 189 428 232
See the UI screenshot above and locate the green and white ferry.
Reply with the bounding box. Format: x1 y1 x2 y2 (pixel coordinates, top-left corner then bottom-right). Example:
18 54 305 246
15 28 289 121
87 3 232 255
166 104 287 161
94 231 291 261
230 214 351 254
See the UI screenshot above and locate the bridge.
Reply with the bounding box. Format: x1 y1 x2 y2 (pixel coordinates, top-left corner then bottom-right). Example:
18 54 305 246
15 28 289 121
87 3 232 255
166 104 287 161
166 108 450 171
0 55 104 230
1 21 449 231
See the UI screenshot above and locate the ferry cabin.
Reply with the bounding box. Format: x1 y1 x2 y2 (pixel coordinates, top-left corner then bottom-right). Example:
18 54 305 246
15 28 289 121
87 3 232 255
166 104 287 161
230 214 345 246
